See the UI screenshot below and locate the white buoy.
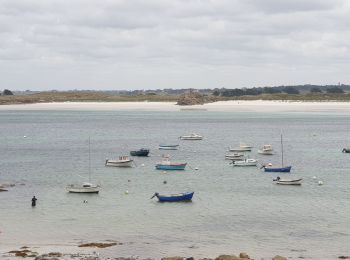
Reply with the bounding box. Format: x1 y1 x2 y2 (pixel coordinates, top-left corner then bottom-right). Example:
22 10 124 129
125 190 129 194
162 171 167 174
318 181 323 185
141 163 145 167
23 136 27 138
195 167 199 170
312 176 317 179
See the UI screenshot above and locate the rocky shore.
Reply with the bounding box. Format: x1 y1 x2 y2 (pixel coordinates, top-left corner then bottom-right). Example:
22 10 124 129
176 92 217 106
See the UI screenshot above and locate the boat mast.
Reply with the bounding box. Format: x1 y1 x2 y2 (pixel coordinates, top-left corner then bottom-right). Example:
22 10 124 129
281 134 284 167
88 137 91 182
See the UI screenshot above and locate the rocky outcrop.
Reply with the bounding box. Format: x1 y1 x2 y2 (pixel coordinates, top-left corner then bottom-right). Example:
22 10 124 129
78 242 120 248
215 255 240 260
272 256 287 260
239 252 250 259
176 92 216 106
161 257 184 260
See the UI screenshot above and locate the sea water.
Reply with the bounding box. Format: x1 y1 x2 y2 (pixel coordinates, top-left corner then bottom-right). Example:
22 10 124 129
0 110 349 259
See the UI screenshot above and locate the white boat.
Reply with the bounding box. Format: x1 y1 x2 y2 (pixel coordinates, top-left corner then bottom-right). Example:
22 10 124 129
159 144 179 150
258 144 274 155
232 158 257 166
67 138 100 194
105 156 133 167
240 143 253 149
180 133 203 140
273 177 302 185
229 146 251 152
225 153 244 160
66 182 100 193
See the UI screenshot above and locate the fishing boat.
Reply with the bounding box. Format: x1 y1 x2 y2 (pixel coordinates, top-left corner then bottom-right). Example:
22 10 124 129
151 192 194 202
105 156 133 167
130 148 150 156
225 153 244 160
155 155 187 170
232 158 257 166
342 148 350 153
159 144 179 150
180 133 203 140
273 176 302 185
67 138 100 194
258 145 274 155
262 135 292 173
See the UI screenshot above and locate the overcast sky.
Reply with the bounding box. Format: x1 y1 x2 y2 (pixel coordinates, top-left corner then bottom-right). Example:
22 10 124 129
1 0 349 90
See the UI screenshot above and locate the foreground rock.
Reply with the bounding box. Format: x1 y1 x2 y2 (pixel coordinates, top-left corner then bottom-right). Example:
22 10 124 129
272 256 287 260
177 92 217 106
78 242 121 248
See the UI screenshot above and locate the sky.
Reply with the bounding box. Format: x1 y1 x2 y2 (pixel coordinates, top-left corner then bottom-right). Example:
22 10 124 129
1 0 350 90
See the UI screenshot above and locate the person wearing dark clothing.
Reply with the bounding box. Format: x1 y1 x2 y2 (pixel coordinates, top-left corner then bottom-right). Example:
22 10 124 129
31 196 37 207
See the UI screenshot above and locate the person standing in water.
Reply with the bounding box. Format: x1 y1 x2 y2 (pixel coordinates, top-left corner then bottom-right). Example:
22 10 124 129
31 196 37 207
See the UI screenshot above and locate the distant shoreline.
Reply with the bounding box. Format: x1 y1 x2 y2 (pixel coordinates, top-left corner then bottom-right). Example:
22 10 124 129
1 100 350 112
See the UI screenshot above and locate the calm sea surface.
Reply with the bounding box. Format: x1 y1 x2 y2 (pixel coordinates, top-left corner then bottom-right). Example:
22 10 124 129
0 110 349 259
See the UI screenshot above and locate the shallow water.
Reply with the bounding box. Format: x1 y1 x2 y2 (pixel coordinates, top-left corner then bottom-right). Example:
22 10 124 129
0 110 349 259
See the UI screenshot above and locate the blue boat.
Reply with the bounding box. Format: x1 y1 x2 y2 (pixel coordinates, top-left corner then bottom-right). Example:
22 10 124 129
151 192 194 202
155 163 187 170
263 165 292 173
263 134 292 173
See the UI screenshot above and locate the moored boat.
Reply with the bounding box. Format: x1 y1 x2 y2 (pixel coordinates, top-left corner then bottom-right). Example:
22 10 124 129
66 182 100 193
155 156 187 170
130 148 150 156
67 138 100 194
232 158 257 166
229 147 252 152
273 177 302 185
151 191 194 202
262 135 292 173
180 133 203 140
159 144 179 150
342 148 350 153
105 156 134 167
258 145 274 155
225 153 244 160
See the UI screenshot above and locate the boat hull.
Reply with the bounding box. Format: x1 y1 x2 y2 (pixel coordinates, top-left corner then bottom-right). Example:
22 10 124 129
232 159 257 166
105 160 133 167
180 137 202 140
159 145 179 150
130 149 150 156
275 179 302 185
258 150 274 155
66 186 100 193
155 163 187 170
229 147 251 152
342 148 350 153
156 192 194 202
264 166 292 172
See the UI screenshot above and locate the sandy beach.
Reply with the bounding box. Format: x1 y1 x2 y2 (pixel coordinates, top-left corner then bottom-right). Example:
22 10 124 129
0 100 350 112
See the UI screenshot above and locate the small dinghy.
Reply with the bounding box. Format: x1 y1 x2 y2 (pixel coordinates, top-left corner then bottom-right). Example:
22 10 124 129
342 148 350 153
258 145 274 155
273 176 302 185
130 148 150 156
225 153 244 160
229 143 252 152
180 133 203 140
66 182 100 193
159 144 179 150
151 192 194 202
232 158 257 166
105 156 134 167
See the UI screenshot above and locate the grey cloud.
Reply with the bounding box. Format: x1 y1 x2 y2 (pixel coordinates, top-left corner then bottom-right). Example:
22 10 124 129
0 0 349 90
